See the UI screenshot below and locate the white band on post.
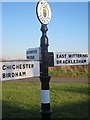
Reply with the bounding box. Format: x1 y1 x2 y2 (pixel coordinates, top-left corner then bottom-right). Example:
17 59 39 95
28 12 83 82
41 90 50 103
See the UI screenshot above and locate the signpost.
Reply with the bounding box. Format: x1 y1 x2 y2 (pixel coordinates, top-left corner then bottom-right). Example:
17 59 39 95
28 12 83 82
36 0 52 118
26 47 41 61
54 52 88 66
1 0 89 119
0 61 40 81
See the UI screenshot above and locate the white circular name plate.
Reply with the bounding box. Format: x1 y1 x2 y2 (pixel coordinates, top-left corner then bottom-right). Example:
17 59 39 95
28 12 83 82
36 0 52 25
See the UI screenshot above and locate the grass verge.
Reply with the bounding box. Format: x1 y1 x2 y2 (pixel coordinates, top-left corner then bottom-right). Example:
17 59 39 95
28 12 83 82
2 82 89 118
49 69 89 77
49 65 89 77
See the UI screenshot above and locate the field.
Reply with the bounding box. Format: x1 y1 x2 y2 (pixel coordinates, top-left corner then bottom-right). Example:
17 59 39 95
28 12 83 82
2 81 89 118
49 64 89 77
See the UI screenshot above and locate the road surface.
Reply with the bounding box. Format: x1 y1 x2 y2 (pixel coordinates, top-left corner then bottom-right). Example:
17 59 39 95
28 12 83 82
2 77 90 84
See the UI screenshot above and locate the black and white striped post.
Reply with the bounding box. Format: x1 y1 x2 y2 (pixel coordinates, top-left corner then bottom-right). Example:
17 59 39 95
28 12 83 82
40 24 52 118
36 0 52 118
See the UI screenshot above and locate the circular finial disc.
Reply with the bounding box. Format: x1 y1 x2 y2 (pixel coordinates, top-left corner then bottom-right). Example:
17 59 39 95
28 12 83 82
36 0 52 25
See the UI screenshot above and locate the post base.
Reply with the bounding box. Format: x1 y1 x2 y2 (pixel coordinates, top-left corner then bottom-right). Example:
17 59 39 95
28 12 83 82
40 109 52 119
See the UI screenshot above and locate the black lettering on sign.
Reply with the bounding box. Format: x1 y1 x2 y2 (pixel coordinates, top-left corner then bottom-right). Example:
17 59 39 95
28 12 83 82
57 60 62 64
68 54 88 58
2 73 11 78
2 72 26 79
19 64 22 69
57 54 66 58
2 73 5 78
56 54 58 58
12 72 18 77
18 72 26 77
28 64 34 68
26 64 29 68
23 64 25 69
8 73 11 77
27 50 37 54
31 64 34 68
28 56 35 59
16 65 20 69
12 65 15 69
15 72 18 77
12 73 14 77
56 59 87 65
84 60 86 63
19 72 22 76
2 63 35 71
68 54 72 58
57 60 59 64
22 72 26 76
2 65 6 70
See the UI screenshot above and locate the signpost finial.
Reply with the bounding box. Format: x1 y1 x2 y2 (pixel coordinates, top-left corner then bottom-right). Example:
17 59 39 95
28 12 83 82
36 0 52 25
